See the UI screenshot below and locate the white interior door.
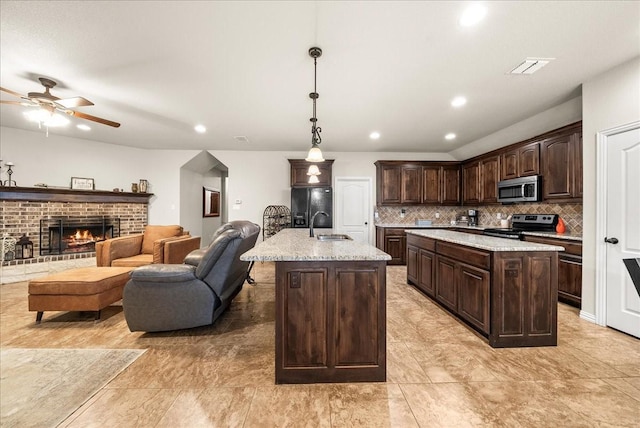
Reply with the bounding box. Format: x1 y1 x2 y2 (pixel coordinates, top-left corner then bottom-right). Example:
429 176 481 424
334 177 372 244
604 125 640 338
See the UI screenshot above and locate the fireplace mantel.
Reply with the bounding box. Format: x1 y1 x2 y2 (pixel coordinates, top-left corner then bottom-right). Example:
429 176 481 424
0 186 153 204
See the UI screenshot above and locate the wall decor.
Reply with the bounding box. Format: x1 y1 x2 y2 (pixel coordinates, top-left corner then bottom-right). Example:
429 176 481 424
70 177 95 190
203 187 220 218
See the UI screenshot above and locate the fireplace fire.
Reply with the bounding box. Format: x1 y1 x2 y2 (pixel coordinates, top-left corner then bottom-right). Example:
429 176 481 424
40 217 120 256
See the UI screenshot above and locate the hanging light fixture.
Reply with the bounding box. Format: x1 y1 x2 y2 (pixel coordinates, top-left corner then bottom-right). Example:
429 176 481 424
308 174 320 184
305 47 325 163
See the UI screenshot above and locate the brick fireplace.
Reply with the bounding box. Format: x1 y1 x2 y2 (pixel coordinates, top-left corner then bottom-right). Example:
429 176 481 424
1 187 151 284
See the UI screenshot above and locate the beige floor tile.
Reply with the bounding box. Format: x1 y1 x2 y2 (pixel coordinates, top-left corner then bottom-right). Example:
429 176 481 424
400 383 504 427
156 387 255 427
243 385 332 427
386 341 432 384
63 388 181 427
602 377 640 401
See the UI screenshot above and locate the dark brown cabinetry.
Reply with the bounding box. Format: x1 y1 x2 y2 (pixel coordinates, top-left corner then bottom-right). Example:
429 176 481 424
523 235 582 307
376 228 407 265
501 142 540 180
275 260 386 383
407 232 558 347
289 159 334 187
480 155 500 203
463 155 499 205
375 161 460 206
401 164 422 204
462 161 480 204
540 127 582 201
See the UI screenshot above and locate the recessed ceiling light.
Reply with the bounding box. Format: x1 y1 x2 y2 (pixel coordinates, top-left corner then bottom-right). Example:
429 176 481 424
233 136 249 143
77 124 91 131
369 131 381 140
451 96 467 107
459 4 487 27
445 133 456 140
194 124 206 133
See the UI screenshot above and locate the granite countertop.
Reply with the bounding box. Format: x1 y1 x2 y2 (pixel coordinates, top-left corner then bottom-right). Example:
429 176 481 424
376 223 582 242
406 229 565 252
240 229 392 262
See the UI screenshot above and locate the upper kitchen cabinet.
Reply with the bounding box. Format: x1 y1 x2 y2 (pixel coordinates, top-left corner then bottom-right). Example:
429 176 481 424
463 156 499 205
541 126 582 201
479 155 500 203
376 161 460 206
462 161 480 204
500 142 540 180
423 163 461 205
289 159 334 187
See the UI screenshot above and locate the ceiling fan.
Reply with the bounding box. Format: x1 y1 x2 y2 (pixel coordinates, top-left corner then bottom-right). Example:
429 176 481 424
0 77 120 128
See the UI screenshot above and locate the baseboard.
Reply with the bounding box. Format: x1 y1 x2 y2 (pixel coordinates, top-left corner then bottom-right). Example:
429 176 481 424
579 310 597 324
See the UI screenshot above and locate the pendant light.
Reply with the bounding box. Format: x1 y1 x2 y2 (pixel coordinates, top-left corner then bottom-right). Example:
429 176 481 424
305 47 325 162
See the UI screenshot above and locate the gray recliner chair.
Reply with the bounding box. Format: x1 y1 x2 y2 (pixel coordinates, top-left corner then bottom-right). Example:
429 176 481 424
122 220 260 332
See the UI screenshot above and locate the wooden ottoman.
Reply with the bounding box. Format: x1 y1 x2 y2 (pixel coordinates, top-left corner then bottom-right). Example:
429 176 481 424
28 267 133 323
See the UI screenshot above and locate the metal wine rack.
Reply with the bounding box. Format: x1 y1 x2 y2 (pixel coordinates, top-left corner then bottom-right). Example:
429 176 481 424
263 205 291 240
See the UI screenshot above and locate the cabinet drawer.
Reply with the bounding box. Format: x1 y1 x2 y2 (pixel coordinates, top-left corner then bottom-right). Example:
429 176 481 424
407 234 435 251
524 235 582 256
384 228 407 237
436 241 490 270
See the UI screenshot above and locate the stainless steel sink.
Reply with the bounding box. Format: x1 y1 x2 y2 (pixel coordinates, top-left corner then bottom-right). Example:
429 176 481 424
316 234 352 241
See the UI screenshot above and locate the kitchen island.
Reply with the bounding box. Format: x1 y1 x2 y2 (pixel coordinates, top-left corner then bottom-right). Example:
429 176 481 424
241 229 391 384
406 229 564 348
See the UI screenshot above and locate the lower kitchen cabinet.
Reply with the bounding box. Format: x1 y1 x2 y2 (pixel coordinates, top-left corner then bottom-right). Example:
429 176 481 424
524 235 582 307
407 233 558 347
376 228 407 265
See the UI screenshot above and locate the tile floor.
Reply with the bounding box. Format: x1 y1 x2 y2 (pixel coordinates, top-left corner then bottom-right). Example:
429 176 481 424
1 262 639 427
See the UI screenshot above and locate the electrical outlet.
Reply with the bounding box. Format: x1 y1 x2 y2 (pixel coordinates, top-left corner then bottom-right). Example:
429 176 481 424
400 208 406 218
496 213 502 219
435 212 440 219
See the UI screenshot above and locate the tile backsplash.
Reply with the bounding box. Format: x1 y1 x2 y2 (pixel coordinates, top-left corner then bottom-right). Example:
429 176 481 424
376 202 583 234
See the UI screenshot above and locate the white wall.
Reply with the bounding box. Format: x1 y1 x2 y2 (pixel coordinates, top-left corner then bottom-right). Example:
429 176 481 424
581 56 640 316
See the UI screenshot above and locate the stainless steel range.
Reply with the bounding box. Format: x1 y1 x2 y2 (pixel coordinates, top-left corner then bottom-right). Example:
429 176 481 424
483 214 558 240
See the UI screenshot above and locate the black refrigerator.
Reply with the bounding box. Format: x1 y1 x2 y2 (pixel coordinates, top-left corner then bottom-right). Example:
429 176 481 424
291 187 332 228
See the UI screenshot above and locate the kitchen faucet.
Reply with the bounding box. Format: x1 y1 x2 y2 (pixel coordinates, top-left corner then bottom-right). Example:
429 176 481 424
309 211 329 237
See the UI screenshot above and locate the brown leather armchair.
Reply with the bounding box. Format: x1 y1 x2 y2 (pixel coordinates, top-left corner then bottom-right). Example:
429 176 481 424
96 225 201 267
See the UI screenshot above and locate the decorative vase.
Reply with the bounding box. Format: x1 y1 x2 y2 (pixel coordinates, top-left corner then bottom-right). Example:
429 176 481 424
139 179 148 193
131 183 138 193
556 217 566 233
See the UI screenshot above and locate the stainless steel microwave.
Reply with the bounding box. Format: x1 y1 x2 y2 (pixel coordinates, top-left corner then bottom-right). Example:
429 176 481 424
497 176 541 203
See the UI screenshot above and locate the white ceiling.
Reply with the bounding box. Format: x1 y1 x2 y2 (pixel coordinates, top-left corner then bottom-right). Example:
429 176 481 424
1 1 639 153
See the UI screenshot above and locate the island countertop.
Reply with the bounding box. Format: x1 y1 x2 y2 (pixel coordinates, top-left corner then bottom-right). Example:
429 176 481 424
406 229 565 252
240 228 392 262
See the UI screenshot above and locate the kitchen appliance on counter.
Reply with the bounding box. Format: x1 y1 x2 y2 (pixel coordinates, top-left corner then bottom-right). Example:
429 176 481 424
291 187 332 229
497 175 542 204
468 209 479 226
483 214 558 240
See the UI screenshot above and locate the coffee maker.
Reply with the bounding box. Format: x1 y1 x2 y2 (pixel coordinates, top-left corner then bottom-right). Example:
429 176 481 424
468 209 479 226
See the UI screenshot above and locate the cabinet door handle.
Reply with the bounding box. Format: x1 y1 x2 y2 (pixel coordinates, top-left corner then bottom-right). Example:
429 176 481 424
604 237 619 244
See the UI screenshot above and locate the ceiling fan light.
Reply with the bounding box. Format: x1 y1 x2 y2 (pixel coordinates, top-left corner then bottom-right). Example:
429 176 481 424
305 143 325 162
307 164 321 175
23 109 69 127
308 174 320 184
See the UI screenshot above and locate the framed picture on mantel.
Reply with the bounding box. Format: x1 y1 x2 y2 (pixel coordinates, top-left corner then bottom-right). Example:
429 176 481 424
71 177 95 190
203 187 220 217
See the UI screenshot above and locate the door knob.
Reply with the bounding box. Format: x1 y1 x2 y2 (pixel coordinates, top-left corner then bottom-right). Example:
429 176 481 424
364 222 368 225
604 237 619 244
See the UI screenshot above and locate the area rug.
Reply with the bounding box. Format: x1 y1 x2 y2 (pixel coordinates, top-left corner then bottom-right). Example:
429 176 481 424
0 348 145 428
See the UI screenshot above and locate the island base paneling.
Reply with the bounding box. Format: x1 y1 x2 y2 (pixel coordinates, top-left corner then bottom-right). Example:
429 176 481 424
407 234 558 348
275 260 386 384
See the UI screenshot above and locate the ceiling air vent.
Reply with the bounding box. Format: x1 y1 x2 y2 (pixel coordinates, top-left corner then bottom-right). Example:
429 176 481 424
233 136 249 143
509 58 554 75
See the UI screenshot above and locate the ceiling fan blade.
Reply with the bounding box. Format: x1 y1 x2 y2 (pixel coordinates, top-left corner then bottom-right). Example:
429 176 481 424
56 96 94 109
1 100 30 105
67 110 121 128
0 86 26 98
